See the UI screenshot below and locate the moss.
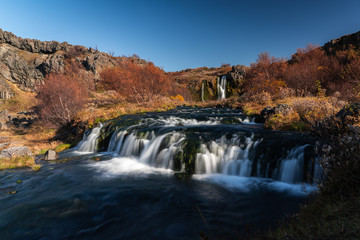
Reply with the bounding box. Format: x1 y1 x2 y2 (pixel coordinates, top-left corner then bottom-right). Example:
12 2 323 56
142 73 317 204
0 155 39 171
54 143 71 152
220 117 241 124
182 137 201 174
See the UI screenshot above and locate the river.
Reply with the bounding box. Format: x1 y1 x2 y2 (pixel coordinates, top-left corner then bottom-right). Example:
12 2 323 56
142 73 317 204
0 107 321 239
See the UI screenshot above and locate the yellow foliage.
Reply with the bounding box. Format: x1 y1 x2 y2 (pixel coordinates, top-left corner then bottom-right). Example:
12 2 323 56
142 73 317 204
171 95 184 101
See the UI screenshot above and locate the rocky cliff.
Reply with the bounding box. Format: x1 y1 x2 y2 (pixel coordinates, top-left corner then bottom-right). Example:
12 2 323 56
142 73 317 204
0 28 147 95
322 30 360 54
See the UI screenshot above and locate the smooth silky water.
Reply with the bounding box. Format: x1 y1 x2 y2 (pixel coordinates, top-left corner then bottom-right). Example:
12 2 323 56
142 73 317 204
0 107 321 239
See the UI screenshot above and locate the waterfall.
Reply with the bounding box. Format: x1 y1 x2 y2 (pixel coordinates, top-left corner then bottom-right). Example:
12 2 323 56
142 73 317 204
194 135 317 183
217 75 227 100
201 82 205 102
195 135 261 176
77 124 103 152
76 110 320 184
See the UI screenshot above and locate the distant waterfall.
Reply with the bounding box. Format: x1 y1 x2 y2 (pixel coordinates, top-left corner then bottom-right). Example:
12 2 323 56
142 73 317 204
201 82 205 102
217 75 227 100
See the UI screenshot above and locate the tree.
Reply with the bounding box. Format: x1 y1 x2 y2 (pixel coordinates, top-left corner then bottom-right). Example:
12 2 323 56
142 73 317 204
243 52 287 96
37 73 87 126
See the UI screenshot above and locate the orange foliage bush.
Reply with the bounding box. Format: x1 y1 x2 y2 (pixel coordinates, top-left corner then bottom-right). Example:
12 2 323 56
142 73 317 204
285 44 342 96
37 73 88 126
170 95 185 101
243 52 287 97
100 61 172 103
245 45 360 101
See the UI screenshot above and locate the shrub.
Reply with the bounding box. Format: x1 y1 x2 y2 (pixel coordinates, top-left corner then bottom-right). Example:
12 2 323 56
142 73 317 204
36 73 87 126
100 61 172 103
285 44 344 97
170 95 185 101
243 52 287 96
249 91 272 105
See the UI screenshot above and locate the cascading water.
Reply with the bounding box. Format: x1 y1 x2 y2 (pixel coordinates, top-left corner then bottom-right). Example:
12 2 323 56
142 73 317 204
217 75 227 100
76 107 320 184
201 81 205 102
1 107 322 239
77 124 103 152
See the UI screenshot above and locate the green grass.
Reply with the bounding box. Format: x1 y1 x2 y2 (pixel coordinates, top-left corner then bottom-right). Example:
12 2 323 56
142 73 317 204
54 143 71 152
0 155 41 171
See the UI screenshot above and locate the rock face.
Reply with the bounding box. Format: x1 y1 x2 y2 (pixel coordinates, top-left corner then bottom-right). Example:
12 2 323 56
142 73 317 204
0 146 32 159
226 65 246 83
0 28 147 93
322 30 360 55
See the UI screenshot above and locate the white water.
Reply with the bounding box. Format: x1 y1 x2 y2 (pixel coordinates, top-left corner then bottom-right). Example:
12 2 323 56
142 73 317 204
76 117 320 185
217 75 227 100
77 124 103 152
195 135 261 176
201 82 205 102
193 174 317 196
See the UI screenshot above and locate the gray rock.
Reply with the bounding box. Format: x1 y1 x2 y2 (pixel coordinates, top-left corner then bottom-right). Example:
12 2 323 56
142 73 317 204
226 65 246 83
0 122 8 130
0 146 32 159
42 149 58 161
335 102 360 120
0 109 10 122
0 142 10 149
261 104 293 120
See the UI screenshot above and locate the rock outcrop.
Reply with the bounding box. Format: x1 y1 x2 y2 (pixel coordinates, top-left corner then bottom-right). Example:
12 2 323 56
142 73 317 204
335 102 360 121
0 146 32 159
261 104 294 120
322 30 360 55
226 65 246 83
0 28 147 93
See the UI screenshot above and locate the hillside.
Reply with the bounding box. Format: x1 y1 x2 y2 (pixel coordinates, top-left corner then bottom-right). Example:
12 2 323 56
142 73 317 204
0 28 147 96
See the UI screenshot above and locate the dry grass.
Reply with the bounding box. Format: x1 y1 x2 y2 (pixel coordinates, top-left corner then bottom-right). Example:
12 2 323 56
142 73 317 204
0 126 59 155
0 155 40 171
77 93 188 128
0 87 37 112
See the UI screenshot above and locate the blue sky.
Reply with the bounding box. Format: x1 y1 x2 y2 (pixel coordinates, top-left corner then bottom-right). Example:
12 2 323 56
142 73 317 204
0 0 359 71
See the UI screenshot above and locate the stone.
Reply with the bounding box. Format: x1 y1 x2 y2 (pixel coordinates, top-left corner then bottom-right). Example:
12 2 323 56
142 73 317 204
226 65 247 82
42 149 58 161
0 122 8 130
261 104 293 120
335 102 360 120
0 109 10 122
0 146 32 159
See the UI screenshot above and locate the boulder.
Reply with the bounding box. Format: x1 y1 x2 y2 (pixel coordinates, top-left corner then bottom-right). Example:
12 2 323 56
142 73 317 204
335 102 360 120
261 104 293 119
42 149 58 161
226 65 246 82
0 146 32 159
0 109 10 122
0 122 8 130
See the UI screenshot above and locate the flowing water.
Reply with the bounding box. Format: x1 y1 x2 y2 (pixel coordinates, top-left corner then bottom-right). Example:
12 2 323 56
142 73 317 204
0 107 321 239
217 76 227 100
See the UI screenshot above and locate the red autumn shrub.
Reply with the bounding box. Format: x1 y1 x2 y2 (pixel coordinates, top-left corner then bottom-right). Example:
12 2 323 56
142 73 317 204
100 61 172 103
37 73 87 126
243 52 287 96
285 44 342 96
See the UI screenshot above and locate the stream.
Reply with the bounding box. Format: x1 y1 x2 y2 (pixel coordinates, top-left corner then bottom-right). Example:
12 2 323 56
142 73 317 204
0 107 321 239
